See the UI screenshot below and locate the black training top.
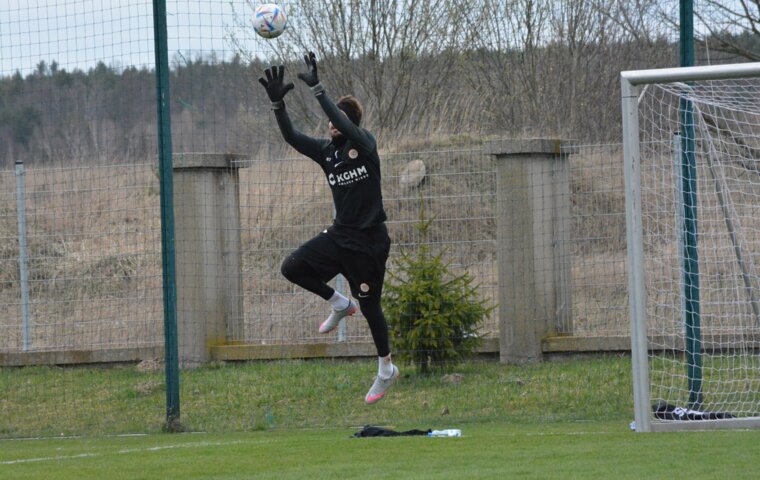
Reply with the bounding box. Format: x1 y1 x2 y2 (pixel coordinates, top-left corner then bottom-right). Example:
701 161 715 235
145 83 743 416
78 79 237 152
273 90 387 233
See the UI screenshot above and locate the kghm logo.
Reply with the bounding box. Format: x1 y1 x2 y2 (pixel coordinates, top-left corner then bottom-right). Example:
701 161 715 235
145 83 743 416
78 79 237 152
328 165 369 186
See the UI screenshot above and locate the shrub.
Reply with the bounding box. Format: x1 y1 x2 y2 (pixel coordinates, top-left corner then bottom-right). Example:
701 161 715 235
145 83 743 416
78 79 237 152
383 198 492 374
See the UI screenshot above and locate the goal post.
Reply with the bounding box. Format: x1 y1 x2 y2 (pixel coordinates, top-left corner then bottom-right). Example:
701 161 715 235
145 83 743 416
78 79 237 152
622 62 760 432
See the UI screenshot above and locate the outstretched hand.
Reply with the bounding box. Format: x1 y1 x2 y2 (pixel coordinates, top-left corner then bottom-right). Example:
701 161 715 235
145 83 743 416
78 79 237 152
258 65 294 102
297 51 320 87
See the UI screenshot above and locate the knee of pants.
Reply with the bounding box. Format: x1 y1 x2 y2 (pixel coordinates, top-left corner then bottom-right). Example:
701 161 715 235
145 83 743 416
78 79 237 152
280 255 298 281
357 296 383 317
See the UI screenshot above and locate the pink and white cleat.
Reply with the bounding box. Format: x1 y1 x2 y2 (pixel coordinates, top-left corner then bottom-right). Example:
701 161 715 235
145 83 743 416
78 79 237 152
319 300 358 334
365 365 400 404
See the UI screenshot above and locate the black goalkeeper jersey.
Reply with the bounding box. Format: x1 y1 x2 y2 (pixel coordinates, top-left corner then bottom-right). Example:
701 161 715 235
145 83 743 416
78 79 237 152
273 91 388 234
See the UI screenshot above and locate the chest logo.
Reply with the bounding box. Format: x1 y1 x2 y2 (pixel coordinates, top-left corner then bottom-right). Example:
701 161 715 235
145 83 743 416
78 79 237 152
327 165 369 186
348 149 359 159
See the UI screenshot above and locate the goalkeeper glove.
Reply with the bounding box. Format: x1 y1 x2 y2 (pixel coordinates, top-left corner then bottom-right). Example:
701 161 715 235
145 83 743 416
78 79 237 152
258 65 294 109
297 51 324 95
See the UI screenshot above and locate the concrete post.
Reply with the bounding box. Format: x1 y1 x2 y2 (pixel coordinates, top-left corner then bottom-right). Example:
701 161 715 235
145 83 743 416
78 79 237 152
484 139 572 364
173 153 247 368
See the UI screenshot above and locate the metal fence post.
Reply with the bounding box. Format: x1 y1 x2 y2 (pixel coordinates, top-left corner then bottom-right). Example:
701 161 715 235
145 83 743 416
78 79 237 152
14 160 31 352
152 0 180 430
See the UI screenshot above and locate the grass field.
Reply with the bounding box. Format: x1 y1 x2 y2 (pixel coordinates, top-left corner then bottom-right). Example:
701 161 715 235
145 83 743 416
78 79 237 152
3 356 760 478
3 421 760 479
1 356 634 437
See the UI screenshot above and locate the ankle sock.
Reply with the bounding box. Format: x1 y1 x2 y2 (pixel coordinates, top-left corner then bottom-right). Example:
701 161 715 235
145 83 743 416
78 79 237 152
328 291 349 311
378 355 394 379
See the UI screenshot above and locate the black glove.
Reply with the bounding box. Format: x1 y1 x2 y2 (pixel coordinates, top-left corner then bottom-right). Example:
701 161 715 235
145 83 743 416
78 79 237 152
296 51 320 87
258 65 294 103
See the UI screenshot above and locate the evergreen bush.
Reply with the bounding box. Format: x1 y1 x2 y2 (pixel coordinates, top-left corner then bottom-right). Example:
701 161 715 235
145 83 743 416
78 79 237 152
384 198 493 374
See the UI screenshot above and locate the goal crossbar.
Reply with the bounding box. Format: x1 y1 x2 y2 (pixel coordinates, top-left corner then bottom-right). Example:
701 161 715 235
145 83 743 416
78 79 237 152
622 62 760 86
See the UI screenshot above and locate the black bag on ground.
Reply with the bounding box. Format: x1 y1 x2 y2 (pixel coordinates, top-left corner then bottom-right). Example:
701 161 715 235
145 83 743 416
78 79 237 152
652 400 735 420
353 425 430 437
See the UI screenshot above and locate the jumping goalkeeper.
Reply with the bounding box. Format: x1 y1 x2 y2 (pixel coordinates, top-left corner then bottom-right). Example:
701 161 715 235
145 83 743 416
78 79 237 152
258 52 398 404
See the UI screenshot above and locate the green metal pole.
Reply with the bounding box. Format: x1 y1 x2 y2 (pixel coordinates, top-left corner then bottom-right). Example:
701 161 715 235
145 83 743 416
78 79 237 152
679 0 703 409
152 0 181 430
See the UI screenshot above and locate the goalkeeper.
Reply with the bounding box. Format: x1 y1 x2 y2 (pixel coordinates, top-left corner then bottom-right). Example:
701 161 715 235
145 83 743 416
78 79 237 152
258 52 399 404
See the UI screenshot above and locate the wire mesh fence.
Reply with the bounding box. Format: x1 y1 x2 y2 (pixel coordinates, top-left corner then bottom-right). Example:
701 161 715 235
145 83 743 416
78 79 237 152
240 148 499 347
567 143 629 337
0 143 630 354
0 163 163 354
0 138 633 436
1 0 752 437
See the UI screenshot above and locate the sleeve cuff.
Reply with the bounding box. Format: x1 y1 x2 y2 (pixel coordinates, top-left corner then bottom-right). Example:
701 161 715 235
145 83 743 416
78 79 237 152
271 100 285 110
310 83 325 97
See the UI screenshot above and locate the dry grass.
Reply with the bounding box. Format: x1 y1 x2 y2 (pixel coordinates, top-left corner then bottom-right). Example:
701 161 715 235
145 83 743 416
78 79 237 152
0 145 633 352
0 164 163 351
1 138 756 354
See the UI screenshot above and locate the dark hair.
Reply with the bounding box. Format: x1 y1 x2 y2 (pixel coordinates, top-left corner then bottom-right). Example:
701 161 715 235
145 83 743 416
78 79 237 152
336 95 363 126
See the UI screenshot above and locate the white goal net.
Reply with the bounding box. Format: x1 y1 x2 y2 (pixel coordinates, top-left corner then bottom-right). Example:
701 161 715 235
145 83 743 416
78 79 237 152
623 63 760 432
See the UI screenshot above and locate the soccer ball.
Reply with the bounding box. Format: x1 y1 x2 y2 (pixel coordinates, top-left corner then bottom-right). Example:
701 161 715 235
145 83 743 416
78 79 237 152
253 3 288 39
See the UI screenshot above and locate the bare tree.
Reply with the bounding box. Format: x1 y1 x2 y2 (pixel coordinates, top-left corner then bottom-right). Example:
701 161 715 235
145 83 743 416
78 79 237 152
461 0 680 140
225 0 684 144
232 0 462 138
464 0 552 131
692 1 760 61
589 0 672 44
593 0 760 62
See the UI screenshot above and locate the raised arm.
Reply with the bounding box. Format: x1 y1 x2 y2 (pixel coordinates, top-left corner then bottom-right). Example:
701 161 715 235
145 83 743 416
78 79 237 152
297 52 376 152
259 65 325 159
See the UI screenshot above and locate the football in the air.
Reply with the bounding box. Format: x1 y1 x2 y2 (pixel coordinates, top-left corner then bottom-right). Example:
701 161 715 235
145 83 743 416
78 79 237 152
253 3 288 39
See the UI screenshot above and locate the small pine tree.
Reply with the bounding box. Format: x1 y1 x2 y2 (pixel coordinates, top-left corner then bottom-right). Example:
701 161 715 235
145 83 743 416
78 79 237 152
383 196 492 374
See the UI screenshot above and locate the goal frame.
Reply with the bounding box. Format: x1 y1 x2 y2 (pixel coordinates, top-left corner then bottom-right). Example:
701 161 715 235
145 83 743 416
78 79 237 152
622 62 760 432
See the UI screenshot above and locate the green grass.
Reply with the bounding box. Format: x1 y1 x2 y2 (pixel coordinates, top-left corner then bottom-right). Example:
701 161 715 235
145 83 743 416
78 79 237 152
0 356 633 437
2 356 760 478
2 422 760 479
